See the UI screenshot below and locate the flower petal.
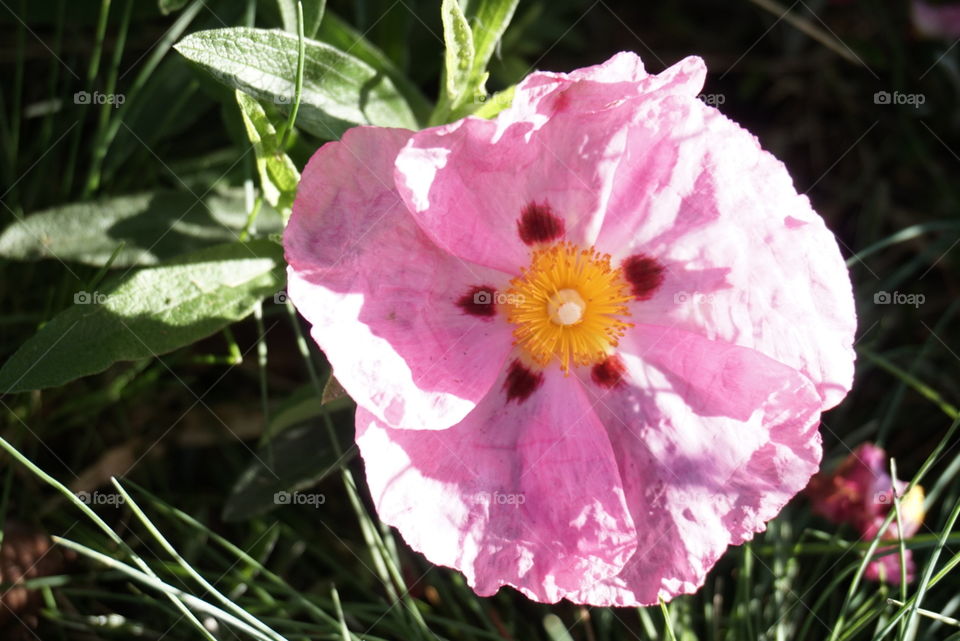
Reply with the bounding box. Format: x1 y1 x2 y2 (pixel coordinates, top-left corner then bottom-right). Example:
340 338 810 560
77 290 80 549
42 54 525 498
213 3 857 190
355 366 637 601
808 442 893 529
285 126 513 430
594 94 855 409
810 443 926 542
393 55 706 274
394 116 608 273
509 52 706 121
865 548 915 584
567 325 823 605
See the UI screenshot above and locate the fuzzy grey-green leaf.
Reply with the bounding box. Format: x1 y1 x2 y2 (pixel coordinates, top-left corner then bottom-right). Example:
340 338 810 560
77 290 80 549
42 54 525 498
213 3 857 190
0 240 284 394
0 190 281 267
235 90 300 213
315 11 430 122
175 27 416 139
441 0 475 105
469 0 519 82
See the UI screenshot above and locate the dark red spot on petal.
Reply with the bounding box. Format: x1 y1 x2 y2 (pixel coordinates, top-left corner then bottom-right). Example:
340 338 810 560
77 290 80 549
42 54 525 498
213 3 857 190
622 254 665 300
591 355 627 388
456 285 498 318
504 359 544 403
549 88 572 114
517 201 565 245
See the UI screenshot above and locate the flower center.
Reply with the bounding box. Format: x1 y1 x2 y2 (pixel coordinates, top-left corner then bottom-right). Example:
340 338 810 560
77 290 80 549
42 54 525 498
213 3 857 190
505 242 633 373
548 289 585 325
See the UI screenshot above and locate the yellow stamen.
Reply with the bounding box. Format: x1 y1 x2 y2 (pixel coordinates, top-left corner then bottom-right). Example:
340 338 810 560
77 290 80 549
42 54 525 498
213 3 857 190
505 242 633 373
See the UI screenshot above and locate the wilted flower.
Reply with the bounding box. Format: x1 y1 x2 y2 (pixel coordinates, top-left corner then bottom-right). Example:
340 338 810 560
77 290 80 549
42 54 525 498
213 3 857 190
808 443 925 583
285 52 856 605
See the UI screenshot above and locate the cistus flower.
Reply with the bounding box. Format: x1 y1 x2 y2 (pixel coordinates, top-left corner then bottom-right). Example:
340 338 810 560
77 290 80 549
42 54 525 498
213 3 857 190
284 52 857 605
808 443 926 583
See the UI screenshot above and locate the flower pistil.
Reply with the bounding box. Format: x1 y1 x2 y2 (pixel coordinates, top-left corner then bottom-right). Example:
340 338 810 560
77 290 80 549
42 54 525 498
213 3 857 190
505 242 634 373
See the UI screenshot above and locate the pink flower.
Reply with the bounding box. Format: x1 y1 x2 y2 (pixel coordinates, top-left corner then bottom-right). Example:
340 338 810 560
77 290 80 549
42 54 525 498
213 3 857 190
863 548 914 584
808 443 926 584
284 52 856 605
912 0 960 39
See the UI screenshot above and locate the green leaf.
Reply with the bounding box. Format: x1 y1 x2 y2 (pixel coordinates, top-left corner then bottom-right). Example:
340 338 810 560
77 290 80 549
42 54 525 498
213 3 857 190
267 383 351 438
469 0 520 84
472 85 515 119
0 190 281 267
225 380 352 520
433 0 520 123
315 11 431 123
441 0 475 107
0 241 284 394
158 0 190 15
174 27 417 139
222 419 354 522
235 90 300 214
276 0 325 38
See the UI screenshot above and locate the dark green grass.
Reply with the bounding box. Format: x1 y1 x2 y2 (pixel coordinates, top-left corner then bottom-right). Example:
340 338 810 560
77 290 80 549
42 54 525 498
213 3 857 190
2 0 960 639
